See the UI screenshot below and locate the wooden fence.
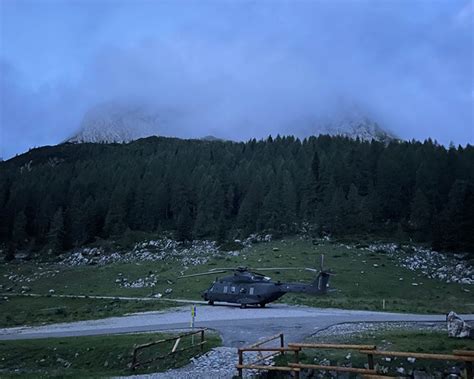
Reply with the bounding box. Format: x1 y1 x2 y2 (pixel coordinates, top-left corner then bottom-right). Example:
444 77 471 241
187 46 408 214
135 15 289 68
236 332 302 377
236 334 474 379
131 328 207 371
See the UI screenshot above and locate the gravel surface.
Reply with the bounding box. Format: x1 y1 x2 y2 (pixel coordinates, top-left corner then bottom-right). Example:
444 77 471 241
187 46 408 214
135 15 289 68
2 303 473 346
307 321 448 342
115 347 268 379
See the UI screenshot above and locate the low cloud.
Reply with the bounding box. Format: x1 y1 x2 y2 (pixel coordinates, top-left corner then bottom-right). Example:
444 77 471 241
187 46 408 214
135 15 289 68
1 1 472 158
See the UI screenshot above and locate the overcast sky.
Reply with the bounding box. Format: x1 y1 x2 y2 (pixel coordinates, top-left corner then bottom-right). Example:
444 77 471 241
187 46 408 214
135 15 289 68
0 0 473 159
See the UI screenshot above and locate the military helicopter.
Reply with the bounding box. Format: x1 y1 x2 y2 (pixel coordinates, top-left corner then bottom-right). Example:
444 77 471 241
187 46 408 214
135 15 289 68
179 256 332 308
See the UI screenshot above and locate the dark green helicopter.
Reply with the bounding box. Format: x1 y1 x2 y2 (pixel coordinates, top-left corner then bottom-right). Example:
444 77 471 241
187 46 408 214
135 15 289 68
180 256 332 308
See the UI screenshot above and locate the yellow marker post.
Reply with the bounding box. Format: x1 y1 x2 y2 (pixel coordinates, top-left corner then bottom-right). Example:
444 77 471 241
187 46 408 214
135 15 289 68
191 304 197 345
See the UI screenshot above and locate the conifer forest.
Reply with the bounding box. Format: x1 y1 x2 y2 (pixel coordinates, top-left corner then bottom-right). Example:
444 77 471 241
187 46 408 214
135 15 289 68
1 136 473 255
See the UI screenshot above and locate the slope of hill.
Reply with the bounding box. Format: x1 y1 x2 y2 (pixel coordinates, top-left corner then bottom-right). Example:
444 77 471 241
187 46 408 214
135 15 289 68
1 136 472 256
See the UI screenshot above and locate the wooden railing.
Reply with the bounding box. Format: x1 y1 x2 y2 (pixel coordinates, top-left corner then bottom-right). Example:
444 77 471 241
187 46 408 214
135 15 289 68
288 343 378 377
236 332 302 378
236 334 474 379
355 348 474 379
131 328 207 371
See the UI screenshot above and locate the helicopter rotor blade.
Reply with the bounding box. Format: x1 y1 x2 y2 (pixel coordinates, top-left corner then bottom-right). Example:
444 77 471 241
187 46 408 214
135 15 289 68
252 267 334 275
206 267 245 272
178 270 227 279
253 267 318 272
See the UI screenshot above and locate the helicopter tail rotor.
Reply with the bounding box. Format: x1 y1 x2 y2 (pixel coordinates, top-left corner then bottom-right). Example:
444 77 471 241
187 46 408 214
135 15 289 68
312 254 334 293
313 270 331 293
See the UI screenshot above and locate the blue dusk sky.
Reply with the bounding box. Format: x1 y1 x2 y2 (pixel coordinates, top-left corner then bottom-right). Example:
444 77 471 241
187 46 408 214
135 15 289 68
0 0 473 159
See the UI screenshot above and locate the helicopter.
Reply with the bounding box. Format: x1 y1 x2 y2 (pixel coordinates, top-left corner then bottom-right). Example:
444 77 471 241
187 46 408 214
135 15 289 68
179 255 332 308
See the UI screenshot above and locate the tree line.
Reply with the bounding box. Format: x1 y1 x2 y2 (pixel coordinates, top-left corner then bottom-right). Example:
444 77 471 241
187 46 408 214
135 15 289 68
0 135 473 256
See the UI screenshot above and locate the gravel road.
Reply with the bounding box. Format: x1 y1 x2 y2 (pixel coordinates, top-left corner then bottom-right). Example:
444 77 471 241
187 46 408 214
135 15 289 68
1 302 472 347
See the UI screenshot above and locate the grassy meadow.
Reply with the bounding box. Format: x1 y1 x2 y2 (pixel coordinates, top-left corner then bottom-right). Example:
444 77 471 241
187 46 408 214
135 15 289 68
0 331 221 377
1 238 473 327
0 296 174 328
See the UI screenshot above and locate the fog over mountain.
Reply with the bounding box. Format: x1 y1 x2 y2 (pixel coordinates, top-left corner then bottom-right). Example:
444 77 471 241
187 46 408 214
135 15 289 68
1 1 473 159
68 100 396 144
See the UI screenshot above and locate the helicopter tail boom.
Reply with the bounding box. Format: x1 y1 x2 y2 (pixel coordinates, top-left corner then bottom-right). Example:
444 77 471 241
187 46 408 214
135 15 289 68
278 271 330 295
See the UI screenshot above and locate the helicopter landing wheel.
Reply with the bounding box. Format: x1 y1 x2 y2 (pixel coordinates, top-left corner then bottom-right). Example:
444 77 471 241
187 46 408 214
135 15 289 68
240 304 247 309
259 303 266 308
208 300 214 306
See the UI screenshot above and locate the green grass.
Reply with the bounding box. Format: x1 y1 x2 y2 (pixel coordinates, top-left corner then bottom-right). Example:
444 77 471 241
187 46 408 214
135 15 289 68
0 331 221 377
174 238 474 314
0 296 175 328
1 238 473 328
274 329 474 377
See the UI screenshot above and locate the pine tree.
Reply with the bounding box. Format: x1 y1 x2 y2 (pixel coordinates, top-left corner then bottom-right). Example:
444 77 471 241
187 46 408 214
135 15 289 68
47 208 65 254
345 184 362 233
67 191 87 247
104 185 128 237
237 176 263 234
4 243 15 262
12 211 27 247
328 187 346 235
176 205 193 241
434 180 473 251
409 189 432 240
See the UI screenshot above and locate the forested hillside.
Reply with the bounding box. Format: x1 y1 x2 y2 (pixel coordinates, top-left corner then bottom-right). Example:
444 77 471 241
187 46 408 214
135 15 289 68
1 136 473 255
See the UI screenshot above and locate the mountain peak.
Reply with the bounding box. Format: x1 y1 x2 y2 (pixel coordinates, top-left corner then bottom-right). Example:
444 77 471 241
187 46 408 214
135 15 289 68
67 102 161 144
67 100 397 144
320 100 396 142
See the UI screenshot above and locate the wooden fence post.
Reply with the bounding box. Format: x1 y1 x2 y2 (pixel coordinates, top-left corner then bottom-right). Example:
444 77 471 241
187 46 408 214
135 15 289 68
200 329 205 353
466 361 473 379
294 348 300 379
280 333 285 355
238 349 243 377
367 352 374 370
131 347 138 371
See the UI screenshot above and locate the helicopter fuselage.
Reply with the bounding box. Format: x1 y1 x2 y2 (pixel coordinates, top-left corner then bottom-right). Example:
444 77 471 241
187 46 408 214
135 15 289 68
201 270 328 307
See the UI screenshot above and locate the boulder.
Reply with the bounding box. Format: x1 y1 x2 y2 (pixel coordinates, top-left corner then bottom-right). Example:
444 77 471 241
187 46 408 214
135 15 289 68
446 311 473 338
